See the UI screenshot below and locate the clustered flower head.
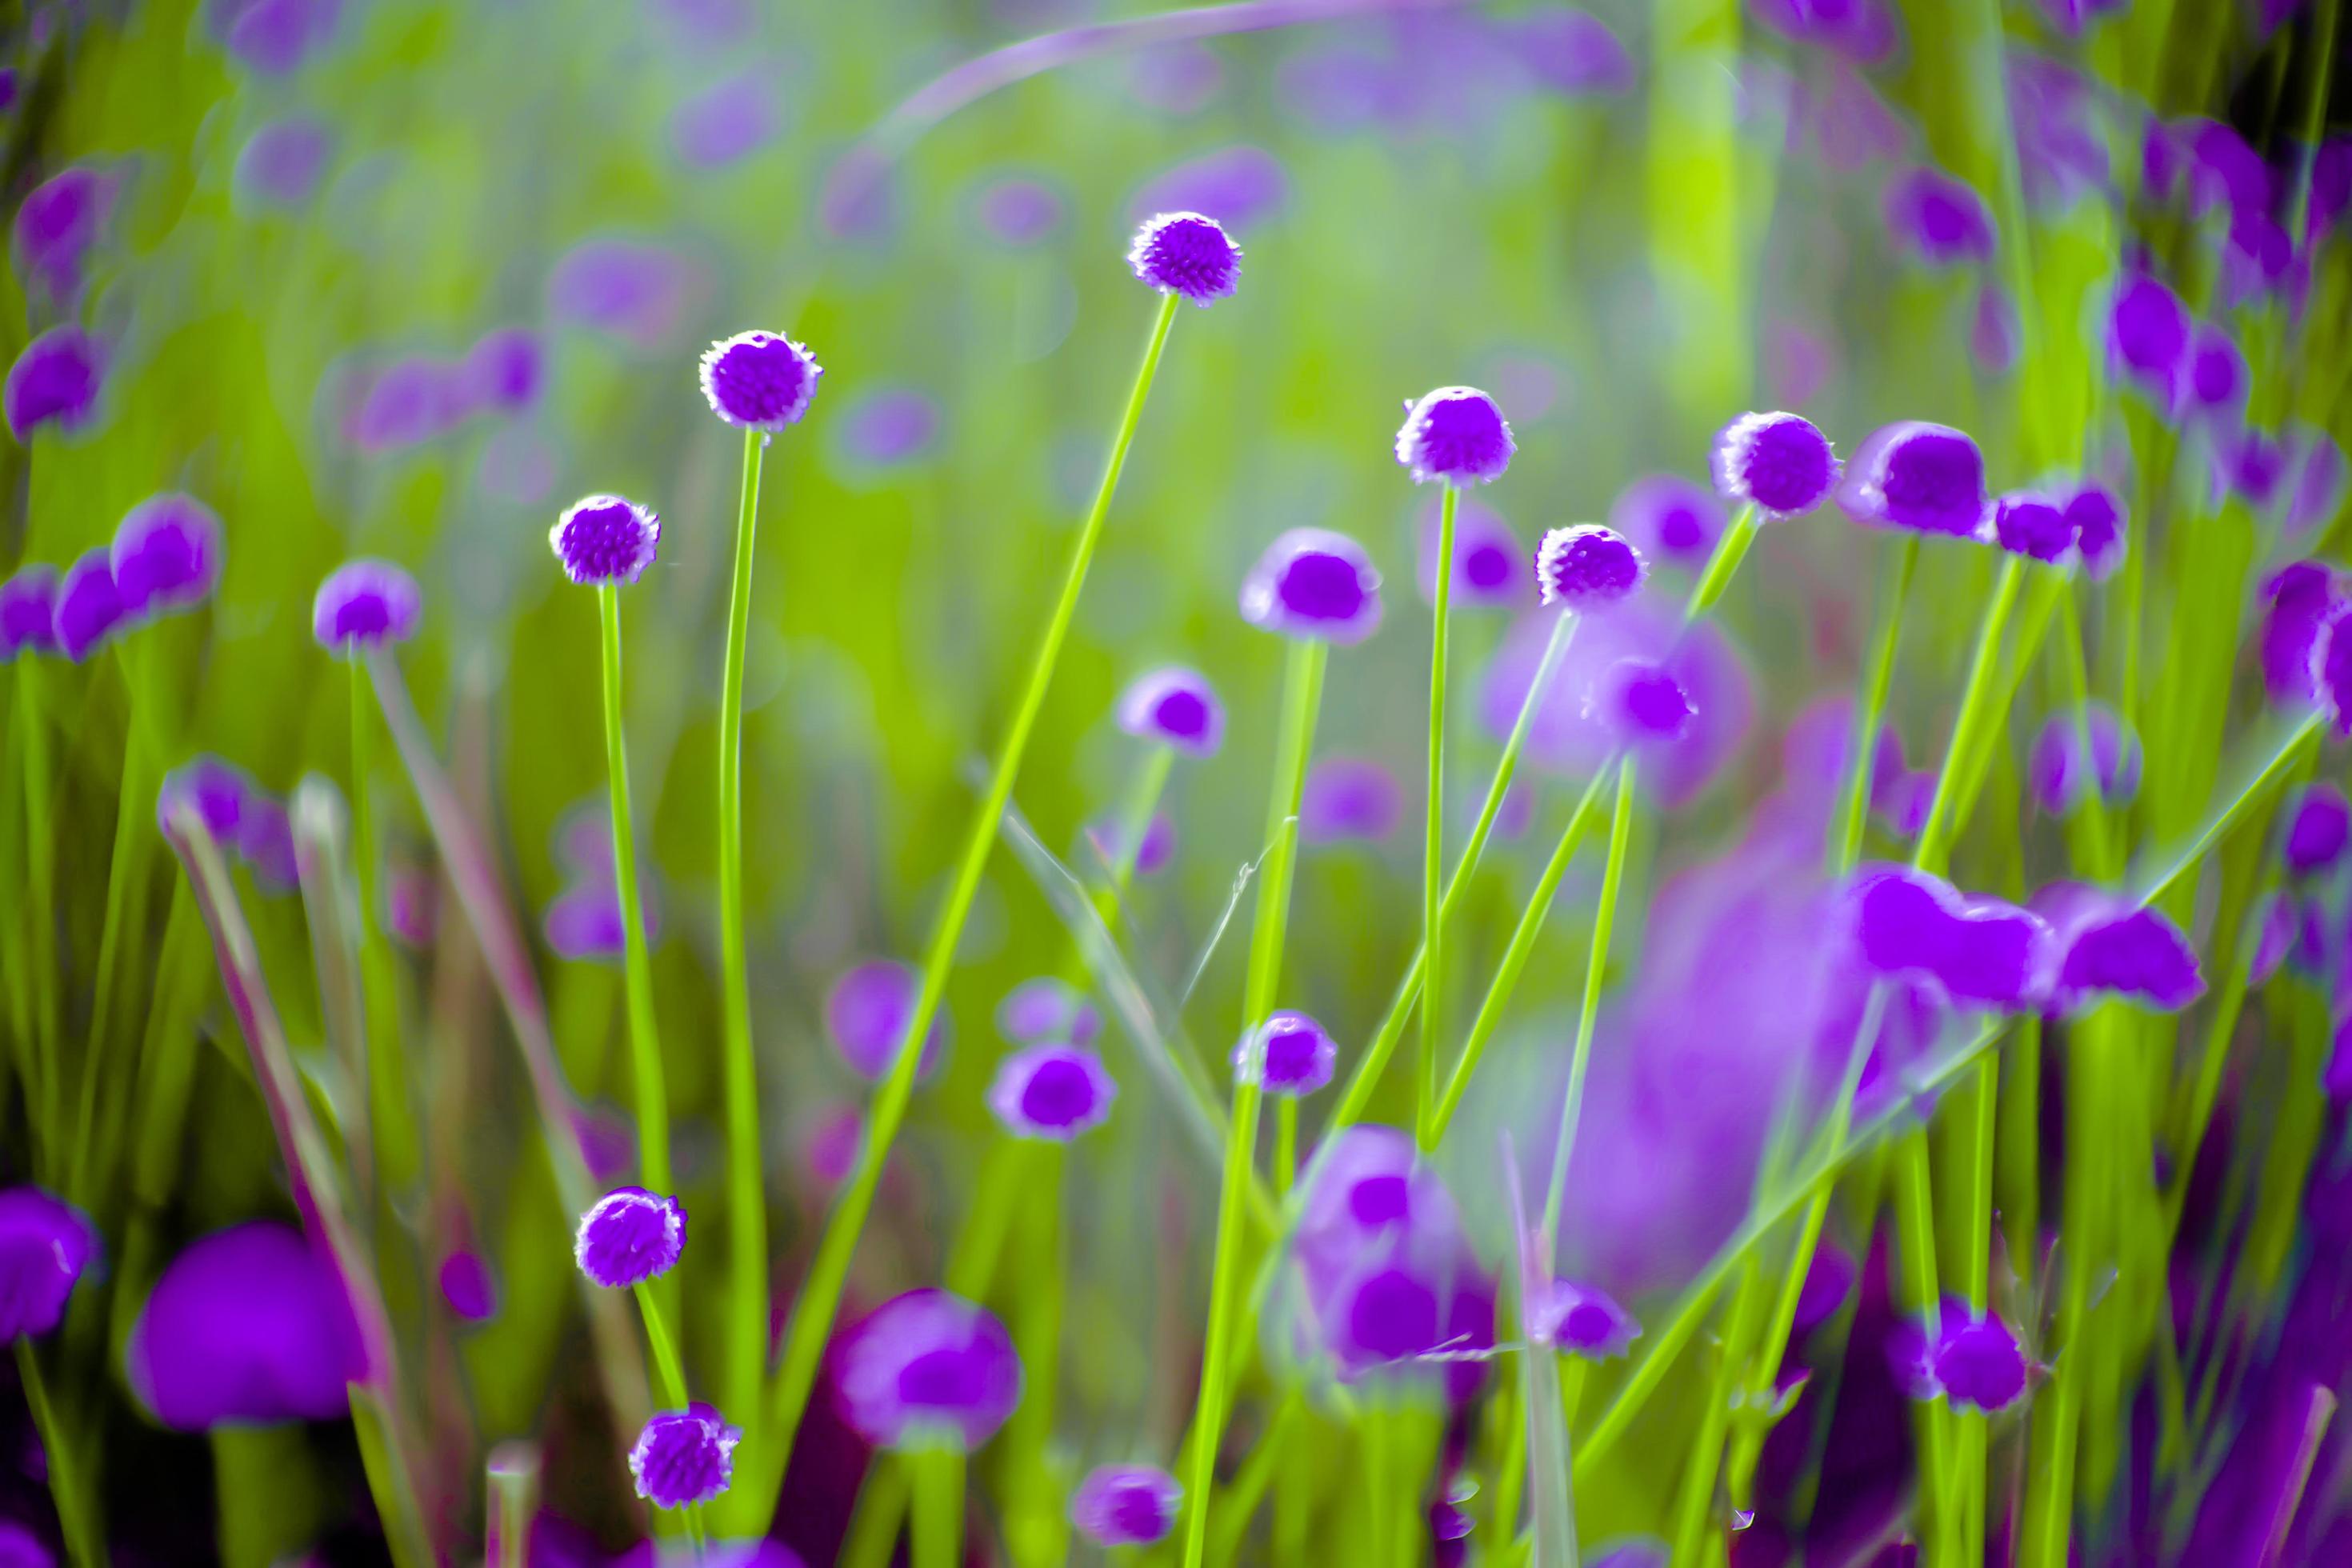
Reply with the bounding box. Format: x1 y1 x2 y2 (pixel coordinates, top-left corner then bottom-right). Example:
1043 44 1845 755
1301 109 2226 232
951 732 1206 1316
2064 483 2127 581
1239 527 1384 644
1991 490 2074 565
1895 1301 2030 1413
1586 656 1696 746
1840 422 1989 538
1126 210 1241 306
1535 524 1646 608
312 559 422 655
0 1186 98 1339
1070 1464 1182 1548
1395 386 1514 487
550 493 661 586
574 1186 687 1289
698 330 822 431
1711 410 1838 517
1232 1010 1337 1098
2033 886 2205 1015
54 549 127 663
5 324 104 440
1116 666 1226 757
2027 704 2142 817
111 493 225 620
0 566 59 658
629 1403 740 1509
834 1288 1023 1450
986 1043 1118 1141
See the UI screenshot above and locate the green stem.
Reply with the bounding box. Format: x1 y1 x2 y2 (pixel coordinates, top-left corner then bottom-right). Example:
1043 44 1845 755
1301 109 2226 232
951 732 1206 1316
634 1280 692 1410
1538 755 1637 1256
718 424 770 1453
1181 635 1326 1568
15 1338 101 1567
15 663 59 1174
1956 1051 1999 1565
71 642 158 1201
1831 535 1919 873
350 657 418 1193
1669 1252 1765 1567
1683 504 1758 624
758 291 1182 1508
1913 554 2026 878
1891 1130 1953 1554
1418 484 1458 1142
910 1446 964 1568
600 585 670 1198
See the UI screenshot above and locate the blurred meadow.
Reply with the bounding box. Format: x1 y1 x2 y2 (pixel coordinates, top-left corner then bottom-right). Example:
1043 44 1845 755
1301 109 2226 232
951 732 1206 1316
2 0 2351 1564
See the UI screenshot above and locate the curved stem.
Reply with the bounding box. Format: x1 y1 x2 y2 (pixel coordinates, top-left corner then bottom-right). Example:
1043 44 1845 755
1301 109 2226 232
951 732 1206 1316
600 585 669 1198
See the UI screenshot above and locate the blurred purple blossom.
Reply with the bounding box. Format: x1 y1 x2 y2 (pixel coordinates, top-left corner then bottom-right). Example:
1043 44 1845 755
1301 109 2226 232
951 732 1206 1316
2010 54 2107 206
127 1221 365 1429
1240 527 1384 645
975 178 1065 246
987 1043 1118 1139
235 118 334 208
2258 561 2342 707
1131 146 1289 233
438 1250 496 1322
997 977 1102 1049
1610 474 1726 570
672 74 779 168
825 959 948 1081
1417 496 1524 608
464 328 543 414
1883 168 1994 266
5 326 103 441
2107 270 2191 409
1748 0 1899 62
1838 422 1990 539
0 1188 98 1339
548 239 698 350
0 566 60 659
345 358 473 453
2281 784 2350 877
13 166 115 304
1070 1464 1182 1547
838 389 939 467
220 0 342 74
2026 703 2141 816
54 550 126 663
1086 810 1174 877
1301 757 1403 845
2035 885 2204 1014
545 882 661 963
833 1289 1022 1451
1971 286 2018 374
1510 6 1633 96
1530 1278 1639 1357
648 0 756 48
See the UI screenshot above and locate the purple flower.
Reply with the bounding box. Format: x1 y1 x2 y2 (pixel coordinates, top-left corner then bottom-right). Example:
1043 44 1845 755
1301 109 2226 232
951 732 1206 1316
1418 496 1524 608
1086 810 1174 877
1126 211 1240 306
2315 606 2352 738
223 0 341 74
987 1043 1118 1140
0 1188 98 1339
53 549 124 663
1711 410 1838 518
1851 866 2054 1011
386 866 436 948
550 494 660 586
5 326 103 440
825 960 948 1081
2252 892 2300 986
0 1519 49 1568
1239 528 1383 644
834 1289 1022 1450
313 560 421 655
2065 483 2128 582
346 358 470 452
548 240 696 350
438 1250 496 1322
671 73 778 168
464 328 542 414
2036 885 2204 1014
127 1222 364 1428
1530 1278 1639 1357
1300 757 1403 844
13 166 114 305
1991 491 2074 565
1535 525 1646 608
1513 6 1634 95
574 1187 687 1288
0 566 60 658
2027 704 2141 816
1913 1302 2029 1411
156 756 251 842
1234 1010 1337 1097
1838 422 1990 538
699 330 822 431
1132 146 1289 233
2187 326 2247 417
839 389 939 466
1794 1243 1857 1334
2108 272 2191 408
1883 168 1995 266
238 793 299 891
2289 434 2347 538
1070 1464 1181 1547
976 178 1064 246
1610 474 1726 570
2283 785 2350 876
2182 118 2271 216
111 494 225 620
630 1404 740 1508
1396 386 1514 487
234 118 334 208
1117 666 1225 757
998 977 1102 1049
1588 657 1696 745
544 882 658 962
2260 562 2343 706
1748 0 1899 61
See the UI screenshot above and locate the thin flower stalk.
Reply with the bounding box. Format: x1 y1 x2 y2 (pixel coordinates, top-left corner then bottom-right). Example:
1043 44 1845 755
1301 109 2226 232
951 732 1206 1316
14 1338 99 1568
1538 754 1637 1255
348 658 419 1190
598 582 670 1200
1418 482 1458 1142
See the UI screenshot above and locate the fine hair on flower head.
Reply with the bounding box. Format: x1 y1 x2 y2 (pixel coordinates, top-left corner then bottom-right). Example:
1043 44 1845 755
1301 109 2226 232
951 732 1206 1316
629 1403 740 1508
1711 410 1838 517
1395 386 1514 486
1126 210 1241 305
574 1186 687 1288
1536 524 1646 608
549 493 660 586
699 329 822 431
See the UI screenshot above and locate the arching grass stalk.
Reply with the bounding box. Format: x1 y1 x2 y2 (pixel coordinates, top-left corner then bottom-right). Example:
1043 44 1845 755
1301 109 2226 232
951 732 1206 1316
757 290 1183 1510
348 656 419 1195
1538 755 1636 1256
1181 634 1326 1568
1418 483 1459 1142
598 583 670 1201
717 423 770 1456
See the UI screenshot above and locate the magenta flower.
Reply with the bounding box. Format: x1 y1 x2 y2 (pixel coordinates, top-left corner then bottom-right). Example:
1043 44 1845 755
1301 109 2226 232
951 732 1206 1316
1903 1301 2029 1412
2258 562 2342 706
234 118 334 208
548 239 697 350
834 1289 1022 1451
1395 386 1514 486
1233 1010 1337 1098
630 1404 740 1508
1851 866 2054 1012
0 1188 98 1339
1126 211 1241 306
1714 410 1838 517
825 959 948 1081
1300 757 1403 844
2035 885 2204 1014
574 1187 687 1289
2282 785 2350 877
2107 272 2191 408
1117 666 1225 757
53 549 124 663
2314 606 2352 738
5 326 103 440
155 756 251 842
111 494 224 619
12 166 114 304
1535 525 1646 608
0 566 60 658
1416 495 1524 607
699 330 822 431
1239 528 1383 644
997 977 1102 1049
550 494 660 586
2187 326 2247 417
1530 1278 1640 1358
437 1250 496 1322
671 73 779 169
2065 482 2128 582
127 1222 364 1429
1587 657 1696 746
1838 422 1989 538
463 328 542 414
1070 1464 1182 1547
1132 146 1290 233
313 560 421 654
2027 704 2141 816
1883 168 1995 266
1086 810 1174 877
986 1043 1118 1141
1992 491 2074 565
1610 474 1726 569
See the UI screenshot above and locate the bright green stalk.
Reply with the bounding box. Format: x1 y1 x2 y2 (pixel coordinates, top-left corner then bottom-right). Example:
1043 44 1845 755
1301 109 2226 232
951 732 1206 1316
15 663 60 1174
1003 1142 1068 1567
71 645 160 1201
1892 1132 1955 1555
1833 536 1920 870
718 423 770 1454
15 1338 100 1567
1538 755 1637 1255
910 1447 964 1568
758 290 1182 1508
633 1280 707 1554
1682 503 1758 624
1418 483 1458 1142
1912 554 2026 878
1668 1250 1766 1567
1955 1051 1999 1563
599 584 670 1200
348 657 418 1195
1999 1018 2042 1285
1180 634 1326 1568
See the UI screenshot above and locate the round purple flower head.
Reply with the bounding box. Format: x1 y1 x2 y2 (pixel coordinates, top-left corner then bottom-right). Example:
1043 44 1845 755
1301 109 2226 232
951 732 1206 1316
1117 666 1226 758
1713 411 1838 517
1417 496 1524 608
1234 1010 1337 1097
0 566 60 659
2064 483 2127 582
826 959 949 1081
1992 491 2074 565
1611 474 1726 569
1883 168 1995 266
998 977 1102 1049
1536 525 1646 608
574 1187 687 1289
53 549 124 663
0 1187 99 1339
835 1288 1023 1451
1240 528 1383 644
156 755 251 842
313 560 421 655
1071 1464 1182 1548
1126 210 1241 306
5 326 103 440
1587 657 1694 744
1842 422 1989 538
2282 784 2350 877
2318 606 2352 738
2188 326 2246 415
2108 273 2190 406
987 1043 1118 1141
464 327 542 414
699 330 822 431
1395 386 1514 487
1929 1306 2028 1412
127 1221 364 1429
1301 757 1403 844
550 494 661 586
1531 1279 1640 1358
2026 704 2140 816
630 1404 740 1509
111 494 224 619
438 1250 496 1322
